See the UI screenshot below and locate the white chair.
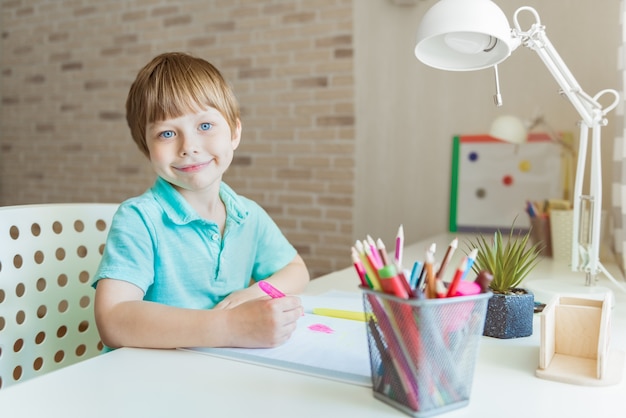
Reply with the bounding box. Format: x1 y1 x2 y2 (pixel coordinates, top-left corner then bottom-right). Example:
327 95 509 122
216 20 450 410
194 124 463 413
0 203 118 389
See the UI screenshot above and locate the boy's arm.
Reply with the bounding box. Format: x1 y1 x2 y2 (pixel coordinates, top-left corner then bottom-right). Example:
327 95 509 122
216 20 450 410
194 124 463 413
215 254 310 309
94 278 303 349
266 253 310 293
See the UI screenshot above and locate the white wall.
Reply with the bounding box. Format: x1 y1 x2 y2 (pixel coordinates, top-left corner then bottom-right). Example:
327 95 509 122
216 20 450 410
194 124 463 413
354 0 621 247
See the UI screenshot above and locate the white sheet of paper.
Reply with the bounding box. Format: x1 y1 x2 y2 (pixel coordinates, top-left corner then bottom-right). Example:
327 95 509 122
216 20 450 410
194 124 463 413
182 295 371 387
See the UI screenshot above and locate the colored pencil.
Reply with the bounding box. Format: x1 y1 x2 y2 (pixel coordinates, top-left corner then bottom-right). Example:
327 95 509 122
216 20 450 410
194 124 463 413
367 235 383 267
436 237 458 280
417 242 436 291
351 246 369 287
394 224 404 268
424 250 437 299
376 237 391 267
446 256 468 297
461 248 478 280
355 240 382 290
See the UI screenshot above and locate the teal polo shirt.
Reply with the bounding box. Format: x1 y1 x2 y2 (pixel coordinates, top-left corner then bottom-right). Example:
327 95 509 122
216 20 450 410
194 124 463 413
93 177 297 309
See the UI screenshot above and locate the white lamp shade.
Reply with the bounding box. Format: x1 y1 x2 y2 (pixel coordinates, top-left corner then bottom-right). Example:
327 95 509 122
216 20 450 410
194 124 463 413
490 115 527 144
415 0 514 71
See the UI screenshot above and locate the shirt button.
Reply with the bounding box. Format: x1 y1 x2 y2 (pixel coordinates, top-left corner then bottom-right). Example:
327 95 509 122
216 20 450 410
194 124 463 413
211 233 220 241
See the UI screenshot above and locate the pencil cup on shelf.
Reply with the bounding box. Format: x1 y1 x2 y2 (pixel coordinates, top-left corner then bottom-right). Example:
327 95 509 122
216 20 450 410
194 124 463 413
361 288 491 417
550 209 609 263
549 210 573 263
529 215 552 257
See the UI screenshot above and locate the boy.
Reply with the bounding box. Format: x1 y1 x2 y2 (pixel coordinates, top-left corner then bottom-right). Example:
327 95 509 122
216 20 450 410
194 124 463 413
94 52 310 350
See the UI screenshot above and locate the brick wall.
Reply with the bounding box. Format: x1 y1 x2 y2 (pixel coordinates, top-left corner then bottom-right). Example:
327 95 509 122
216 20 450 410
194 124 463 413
0 0 355 278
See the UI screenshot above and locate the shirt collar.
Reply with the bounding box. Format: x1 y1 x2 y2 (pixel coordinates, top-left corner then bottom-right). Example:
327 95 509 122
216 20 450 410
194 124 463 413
152 177 248 226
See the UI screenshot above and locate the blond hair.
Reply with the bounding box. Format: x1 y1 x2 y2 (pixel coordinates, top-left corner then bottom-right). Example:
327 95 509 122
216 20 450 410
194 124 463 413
126 52 240 157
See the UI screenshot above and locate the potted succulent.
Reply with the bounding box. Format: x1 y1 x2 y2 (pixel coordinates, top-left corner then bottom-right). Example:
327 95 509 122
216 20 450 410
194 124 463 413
467 225 544 339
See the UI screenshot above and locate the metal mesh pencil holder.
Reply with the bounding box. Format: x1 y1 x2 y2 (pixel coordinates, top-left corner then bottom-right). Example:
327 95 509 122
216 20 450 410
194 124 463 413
361 288 491 417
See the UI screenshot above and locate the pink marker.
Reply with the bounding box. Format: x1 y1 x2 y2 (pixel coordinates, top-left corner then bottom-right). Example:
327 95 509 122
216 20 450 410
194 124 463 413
259 281 285 299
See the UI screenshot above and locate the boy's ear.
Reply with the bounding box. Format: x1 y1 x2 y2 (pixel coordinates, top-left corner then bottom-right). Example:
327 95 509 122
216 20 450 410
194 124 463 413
231 119 242 150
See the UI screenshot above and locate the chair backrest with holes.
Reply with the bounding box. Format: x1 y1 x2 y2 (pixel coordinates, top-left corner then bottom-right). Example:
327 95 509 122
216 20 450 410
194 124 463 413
0 203 118 389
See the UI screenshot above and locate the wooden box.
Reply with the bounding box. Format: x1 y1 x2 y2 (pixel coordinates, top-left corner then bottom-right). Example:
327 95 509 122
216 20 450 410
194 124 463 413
536 294 624 386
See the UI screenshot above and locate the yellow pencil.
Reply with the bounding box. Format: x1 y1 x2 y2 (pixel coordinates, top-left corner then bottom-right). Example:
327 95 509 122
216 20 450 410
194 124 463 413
425 250 437 299
355 240 382 290
312 308 368 322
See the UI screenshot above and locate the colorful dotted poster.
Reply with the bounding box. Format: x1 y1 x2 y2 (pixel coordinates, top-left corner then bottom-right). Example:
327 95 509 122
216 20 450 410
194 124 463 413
449 134 563 232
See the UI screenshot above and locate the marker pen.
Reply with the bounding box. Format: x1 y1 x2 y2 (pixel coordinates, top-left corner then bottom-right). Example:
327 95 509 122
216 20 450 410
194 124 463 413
259 281 285 299
378 264 410 299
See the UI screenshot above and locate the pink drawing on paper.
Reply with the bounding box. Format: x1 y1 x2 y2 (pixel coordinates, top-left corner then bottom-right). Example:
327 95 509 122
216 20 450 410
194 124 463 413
308 323 334 334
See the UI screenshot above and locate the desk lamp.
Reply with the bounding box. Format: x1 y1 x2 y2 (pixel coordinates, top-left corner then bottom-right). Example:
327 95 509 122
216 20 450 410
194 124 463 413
414 0 624 291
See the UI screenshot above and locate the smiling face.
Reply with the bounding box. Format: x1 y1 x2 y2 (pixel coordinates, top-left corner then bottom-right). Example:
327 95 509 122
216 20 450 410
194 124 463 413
126 52 241 159
146 107 241 194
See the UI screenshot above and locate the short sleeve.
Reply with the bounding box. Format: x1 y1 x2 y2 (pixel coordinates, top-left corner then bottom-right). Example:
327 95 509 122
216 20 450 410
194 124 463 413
93 203 156 293
247 202 297 280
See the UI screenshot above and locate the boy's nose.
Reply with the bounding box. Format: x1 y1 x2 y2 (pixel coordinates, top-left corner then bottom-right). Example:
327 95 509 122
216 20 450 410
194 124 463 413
178 133 200 156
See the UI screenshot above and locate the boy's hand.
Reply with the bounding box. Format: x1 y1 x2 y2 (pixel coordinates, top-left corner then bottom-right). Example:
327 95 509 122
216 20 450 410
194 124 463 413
221 296 303 348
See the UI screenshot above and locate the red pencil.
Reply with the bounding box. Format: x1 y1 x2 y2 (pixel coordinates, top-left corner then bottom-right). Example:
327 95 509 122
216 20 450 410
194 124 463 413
446 256 468 297
351 247 369 287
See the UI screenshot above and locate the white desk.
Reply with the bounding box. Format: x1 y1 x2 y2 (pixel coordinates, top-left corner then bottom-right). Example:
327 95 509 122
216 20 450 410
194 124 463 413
1 232 625 418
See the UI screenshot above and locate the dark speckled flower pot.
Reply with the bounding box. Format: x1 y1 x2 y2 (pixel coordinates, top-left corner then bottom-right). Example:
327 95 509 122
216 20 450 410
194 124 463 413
483 289 534 339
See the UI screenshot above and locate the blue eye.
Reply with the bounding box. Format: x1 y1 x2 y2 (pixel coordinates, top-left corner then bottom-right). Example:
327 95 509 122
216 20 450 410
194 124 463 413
160 130 174 139
199 123 212 131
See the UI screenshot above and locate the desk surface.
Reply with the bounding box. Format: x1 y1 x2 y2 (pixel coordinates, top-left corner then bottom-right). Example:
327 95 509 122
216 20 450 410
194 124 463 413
1 233 625 418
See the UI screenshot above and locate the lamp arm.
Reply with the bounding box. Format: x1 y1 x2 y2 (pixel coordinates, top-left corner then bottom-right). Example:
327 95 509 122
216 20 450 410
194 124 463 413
510 7 621 283
511 7 615 127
